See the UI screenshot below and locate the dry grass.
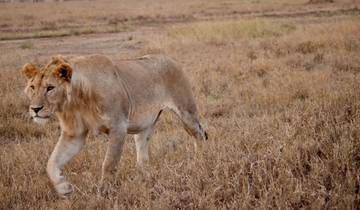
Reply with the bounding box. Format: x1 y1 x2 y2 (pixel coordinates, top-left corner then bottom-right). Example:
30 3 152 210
0 0 358 40
1 0 360 209
165 19 296 46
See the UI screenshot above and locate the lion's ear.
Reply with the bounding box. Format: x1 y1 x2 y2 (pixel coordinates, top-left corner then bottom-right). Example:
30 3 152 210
22 63 39 80
51 55 67 65
53 63 73 82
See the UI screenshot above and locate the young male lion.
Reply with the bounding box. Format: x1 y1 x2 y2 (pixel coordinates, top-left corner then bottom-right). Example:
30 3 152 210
22 54 208 196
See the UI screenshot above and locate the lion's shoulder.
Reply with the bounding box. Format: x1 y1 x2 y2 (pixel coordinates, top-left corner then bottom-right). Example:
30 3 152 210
69 54 114 66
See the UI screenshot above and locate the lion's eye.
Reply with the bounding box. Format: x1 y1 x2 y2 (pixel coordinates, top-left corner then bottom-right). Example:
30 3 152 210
47 86 55 92
30 85 34 90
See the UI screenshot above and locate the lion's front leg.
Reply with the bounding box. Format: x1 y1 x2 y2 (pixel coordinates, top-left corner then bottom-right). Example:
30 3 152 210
46 131 86 197
134 126 154 166
101 128 126 185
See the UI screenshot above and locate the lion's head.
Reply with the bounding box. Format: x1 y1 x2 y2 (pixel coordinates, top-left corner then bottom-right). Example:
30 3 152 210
22 57 73 124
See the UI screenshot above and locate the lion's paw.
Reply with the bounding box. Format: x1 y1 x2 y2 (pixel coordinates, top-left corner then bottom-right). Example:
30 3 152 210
55 181 74 197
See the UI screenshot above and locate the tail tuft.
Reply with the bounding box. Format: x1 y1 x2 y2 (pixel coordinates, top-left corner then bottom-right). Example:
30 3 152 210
204 131 208 140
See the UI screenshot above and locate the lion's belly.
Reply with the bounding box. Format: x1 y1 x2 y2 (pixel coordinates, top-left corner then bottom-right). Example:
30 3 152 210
126 104 163 134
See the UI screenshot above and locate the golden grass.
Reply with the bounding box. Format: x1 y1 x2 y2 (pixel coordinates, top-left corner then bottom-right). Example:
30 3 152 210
0 0 358 40
166 19 296 46
1 1 360 209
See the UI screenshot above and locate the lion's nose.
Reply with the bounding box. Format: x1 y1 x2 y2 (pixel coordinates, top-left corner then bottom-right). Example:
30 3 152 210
31 106 44 114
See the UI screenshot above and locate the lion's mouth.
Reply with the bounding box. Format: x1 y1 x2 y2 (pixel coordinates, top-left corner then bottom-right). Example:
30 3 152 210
34 115 49 119
32 115 50 125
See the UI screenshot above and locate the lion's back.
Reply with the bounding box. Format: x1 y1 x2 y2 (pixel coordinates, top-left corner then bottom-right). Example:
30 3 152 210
66 54 191 109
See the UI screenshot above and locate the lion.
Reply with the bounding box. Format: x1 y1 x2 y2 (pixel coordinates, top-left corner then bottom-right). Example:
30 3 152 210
22 54 208 196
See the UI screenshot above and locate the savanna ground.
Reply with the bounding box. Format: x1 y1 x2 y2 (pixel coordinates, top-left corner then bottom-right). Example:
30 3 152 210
1 0 360 209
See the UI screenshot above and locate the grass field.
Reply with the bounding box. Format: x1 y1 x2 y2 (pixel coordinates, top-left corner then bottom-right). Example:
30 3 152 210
0 0 360 209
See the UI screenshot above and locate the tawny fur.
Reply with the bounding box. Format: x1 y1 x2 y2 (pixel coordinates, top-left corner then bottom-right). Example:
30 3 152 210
22 54 207 196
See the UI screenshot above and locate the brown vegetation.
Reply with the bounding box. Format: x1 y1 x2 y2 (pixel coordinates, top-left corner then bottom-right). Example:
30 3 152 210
0 0 360 209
